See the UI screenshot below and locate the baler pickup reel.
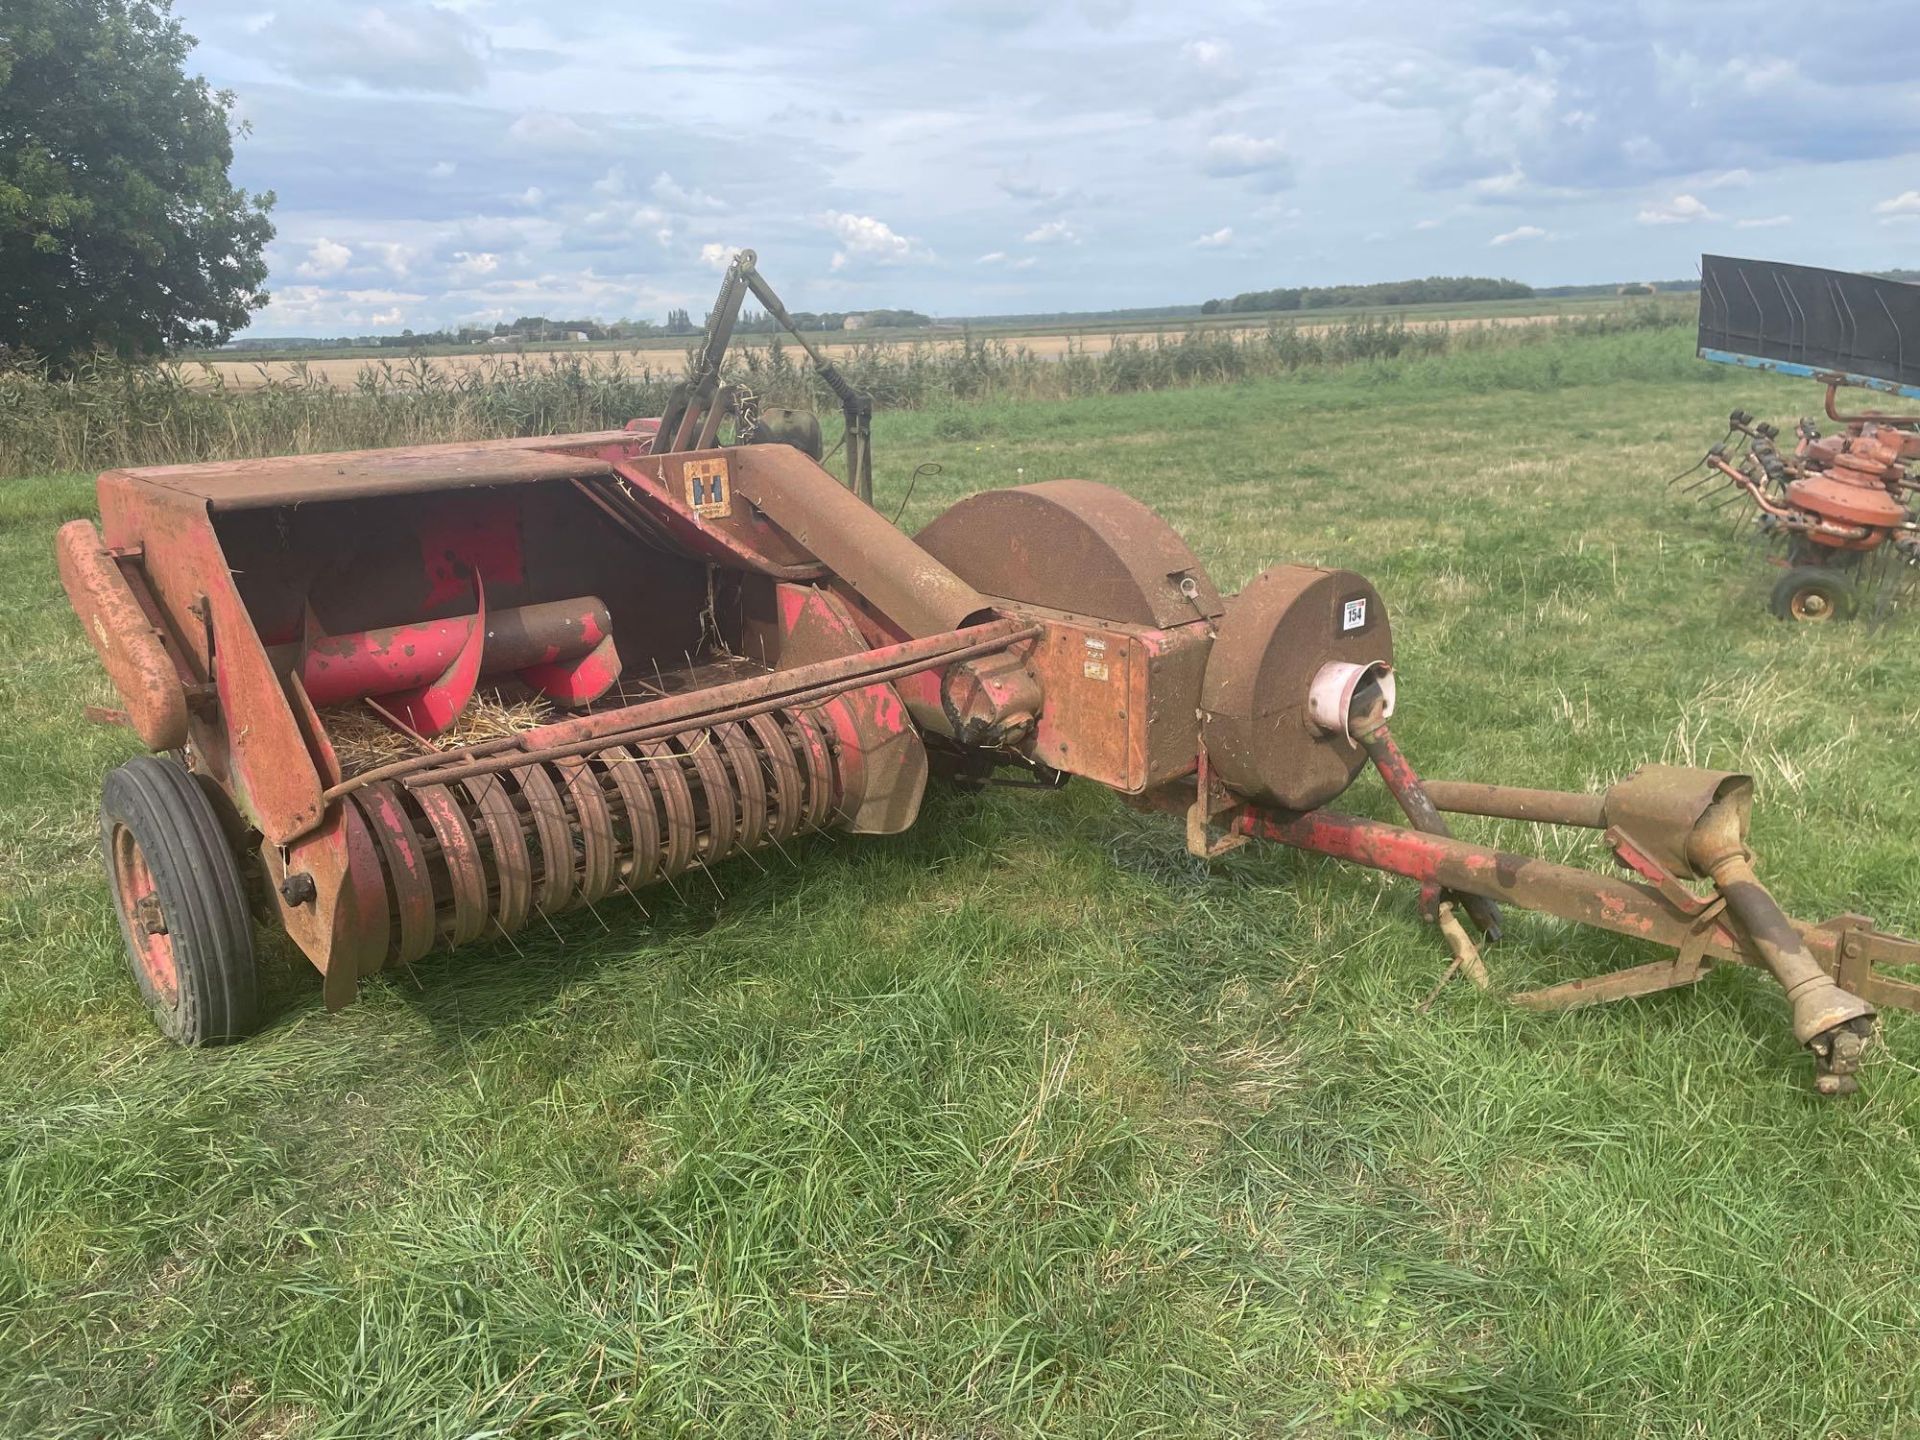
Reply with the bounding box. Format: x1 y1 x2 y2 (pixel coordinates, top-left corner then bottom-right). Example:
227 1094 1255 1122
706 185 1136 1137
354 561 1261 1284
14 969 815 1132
54 250 1920 1099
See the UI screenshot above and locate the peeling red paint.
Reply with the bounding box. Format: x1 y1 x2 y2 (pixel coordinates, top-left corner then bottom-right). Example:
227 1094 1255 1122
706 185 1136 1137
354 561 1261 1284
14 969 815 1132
420 498 524 609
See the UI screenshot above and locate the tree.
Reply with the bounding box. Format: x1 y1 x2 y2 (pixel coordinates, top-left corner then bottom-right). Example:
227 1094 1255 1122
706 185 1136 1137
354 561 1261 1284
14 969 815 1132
665 307 694 336
0 0 274 369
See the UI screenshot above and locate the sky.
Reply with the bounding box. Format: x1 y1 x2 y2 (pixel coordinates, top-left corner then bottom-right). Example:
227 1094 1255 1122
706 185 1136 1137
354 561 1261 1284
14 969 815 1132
167 0 1920 336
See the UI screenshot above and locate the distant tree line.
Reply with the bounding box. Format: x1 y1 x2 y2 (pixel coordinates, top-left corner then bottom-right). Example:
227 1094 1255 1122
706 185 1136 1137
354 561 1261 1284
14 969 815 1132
1533 279 1699 298
953 305 1204 327
1201 276 1534 315
728 307 932 333
217 306 937 352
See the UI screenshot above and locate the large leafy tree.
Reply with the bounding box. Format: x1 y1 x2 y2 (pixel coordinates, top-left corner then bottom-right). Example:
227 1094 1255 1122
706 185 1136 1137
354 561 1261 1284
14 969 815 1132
0 0 274 368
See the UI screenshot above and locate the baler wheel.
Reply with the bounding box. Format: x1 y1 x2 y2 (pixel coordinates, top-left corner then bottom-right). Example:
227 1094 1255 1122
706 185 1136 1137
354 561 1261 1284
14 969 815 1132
99 755 259 1045
1770 566 1858 623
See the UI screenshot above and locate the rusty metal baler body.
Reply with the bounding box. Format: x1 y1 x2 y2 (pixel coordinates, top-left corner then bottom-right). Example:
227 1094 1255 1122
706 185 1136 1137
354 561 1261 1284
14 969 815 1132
56 257 1920 1096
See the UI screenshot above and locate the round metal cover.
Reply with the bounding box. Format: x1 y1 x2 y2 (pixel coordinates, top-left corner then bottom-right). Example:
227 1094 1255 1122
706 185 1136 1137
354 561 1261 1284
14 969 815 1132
915 479 1222 627
1200 565 1393 810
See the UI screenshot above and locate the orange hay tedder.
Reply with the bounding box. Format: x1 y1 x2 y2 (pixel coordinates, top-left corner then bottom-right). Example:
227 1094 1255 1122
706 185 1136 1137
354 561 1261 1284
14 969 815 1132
1686 254 1920 624
57 252 1920 1096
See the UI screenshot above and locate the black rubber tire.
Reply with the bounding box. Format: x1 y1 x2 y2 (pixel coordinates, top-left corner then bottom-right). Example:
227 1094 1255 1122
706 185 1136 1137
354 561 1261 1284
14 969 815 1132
99 755 260 1044
1769 566 1858 623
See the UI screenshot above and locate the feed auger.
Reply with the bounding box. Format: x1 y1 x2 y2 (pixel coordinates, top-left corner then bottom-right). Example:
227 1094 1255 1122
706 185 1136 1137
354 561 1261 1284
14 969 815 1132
1682 254 1920 623
58 252 1920 1096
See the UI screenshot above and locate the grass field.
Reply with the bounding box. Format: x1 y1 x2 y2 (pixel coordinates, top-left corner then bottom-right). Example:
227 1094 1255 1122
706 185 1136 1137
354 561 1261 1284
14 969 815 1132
4 325 1920 1437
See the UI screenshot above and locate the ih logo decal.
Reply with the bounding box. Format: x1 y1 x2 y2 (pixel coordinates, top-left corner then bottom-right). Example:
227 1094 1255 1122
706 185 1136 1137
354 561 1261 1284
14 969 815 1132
683 457 732 519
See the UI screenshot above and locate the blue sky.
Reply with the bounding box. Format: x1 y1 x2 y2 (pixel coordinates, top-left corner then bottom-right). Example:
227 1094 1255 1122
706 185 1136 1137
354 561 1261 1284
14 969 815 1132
171 0 1920 335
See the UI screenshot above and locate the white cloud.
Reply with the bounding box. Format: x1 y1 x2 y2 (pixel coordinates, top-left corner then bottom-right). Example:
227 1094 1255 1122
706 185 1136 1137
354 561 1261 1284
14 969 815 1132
1874 190 1920 218
259 285 427 329
652 173 724 212
1193 227 1234 248
365 241 414 277
1155 35 1246 115
1201 132 1290 180
698 243 742 270
1490 224 1548 246
517 186 545 208
1636 194 1717 225
1471 164 1527 198
1024 219 1078 244
200 0 1920 338
1459 67 1559 162
820 211 928 269
450 252 500 280
506 111 593 150
296 238 353 278
256 4 491 94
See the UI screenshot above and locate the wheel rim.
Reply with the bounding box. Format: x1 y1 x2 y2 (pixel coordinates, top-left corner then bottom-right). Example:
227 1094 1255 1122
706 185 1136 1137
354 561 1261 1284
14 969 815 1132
1789 589 1836 621
110 823 178 1005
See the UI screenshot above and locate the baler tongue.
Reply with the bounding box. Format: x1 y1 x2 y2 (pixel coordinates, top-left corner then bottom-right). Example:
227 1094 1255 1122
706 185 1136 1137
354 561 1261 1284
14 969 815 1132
1210 721 1903 1094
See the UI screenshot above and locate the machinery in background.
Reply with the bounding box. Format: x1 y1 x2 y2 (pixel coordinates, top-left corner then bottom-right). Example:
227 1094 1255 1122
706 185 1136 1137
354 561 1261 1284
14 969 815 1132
56 252 1920 1097
1684 254 1920 622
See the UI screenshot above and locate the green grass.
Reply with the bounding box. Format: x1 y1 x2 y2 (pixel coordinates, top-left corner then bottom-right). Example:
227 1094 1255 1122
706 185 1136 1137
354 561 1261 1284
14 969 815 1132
4 325 1920 1437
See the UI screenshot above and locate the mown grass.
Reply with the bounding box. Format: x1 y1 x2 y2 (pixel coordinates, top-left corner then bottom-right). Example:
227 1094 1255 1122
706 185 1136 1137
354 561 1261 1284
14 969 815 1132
4 323 1920 1437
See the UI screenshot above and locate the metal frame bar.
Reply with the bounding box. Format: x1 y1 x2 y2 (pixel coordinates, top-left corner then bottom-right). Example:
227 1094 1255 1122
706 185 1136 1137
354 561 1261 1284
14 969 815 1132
1698 347 1920 403
1231 803 1920 1012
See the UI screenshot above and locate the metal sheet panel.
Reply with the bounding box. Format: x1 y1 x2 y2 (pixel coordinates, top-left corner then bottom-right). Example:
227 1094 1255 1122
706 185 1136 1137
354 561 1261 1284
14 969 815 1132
108 431 630 510
1699 254 1920 395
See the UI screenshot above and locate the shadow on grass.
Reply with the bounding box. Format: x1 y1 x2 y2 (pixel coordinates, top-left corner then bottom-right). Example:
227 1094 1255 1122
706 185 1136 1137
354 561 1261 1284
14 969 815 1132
262 782 1017 1054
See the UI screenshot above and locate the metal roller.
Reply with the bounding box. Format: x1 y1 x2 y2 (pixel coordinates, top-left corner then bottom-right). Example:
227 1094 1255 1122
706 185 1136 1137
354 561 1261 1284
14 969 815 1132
412 782 487 946
337 705 847 969
461 772 532 937
513 762 575 916
555 756 617 906
748 711 803 842
790 709 836 832
350 781 436 966
715 722 768 853
682 731 736 862
641 739 698 879
593 745 661 890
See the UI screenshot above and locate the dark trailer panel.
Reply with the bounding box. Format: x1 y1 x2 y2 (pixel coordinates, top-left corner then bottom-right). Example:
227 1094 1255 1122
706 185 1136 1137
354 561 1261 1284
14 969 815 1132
1699 254 1920 400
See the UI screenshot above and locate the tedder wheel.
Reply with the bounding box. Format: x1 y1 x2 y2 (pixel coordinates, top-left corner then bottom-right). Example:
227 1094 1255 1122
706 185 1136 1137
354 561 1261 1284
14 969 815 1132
99 755 259 1044
1769 566 1858 623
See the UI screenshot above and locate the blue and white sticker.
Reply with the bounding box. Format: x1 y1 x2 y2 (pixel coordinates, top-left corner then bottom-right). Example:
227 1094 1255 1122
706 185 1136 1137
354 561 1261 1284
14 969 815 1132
1341 597 1368 632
